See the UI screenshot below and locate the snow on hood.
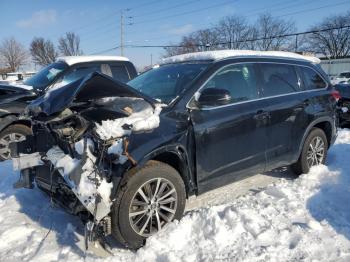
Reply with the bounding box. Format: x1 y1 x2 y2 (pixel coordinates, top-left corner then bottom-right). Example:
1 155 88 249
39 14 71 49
95 101 163 140
161 50 321 64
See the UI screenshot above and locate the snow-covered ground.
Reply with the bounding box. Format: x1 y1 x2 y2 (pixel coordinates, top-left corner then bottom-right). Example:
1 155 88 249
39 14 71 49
1 130 350 261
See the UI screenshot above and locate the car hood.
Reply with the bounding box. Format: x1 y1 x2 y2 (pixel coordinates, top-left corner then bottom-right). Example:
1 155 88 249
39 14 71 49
0 84 36 105
27 72 158 116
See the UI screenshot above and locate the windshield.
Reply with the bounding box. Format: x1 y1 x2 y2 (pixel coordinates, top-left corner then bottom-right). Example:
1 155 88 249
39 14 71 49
339 72 350 78
128 63 208 104
24 62 68 89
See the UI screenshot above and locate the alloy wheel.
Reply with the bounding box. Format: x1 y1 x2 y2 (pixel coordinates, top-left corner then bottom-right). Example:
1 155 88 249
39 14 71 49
129 177 178 237
306 136 325 168
0 133 26 160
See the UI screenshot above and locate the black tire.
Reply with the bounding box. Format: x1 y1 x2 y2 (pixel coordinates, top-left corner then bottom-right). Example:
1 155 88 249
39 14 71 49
111 160 186 249
0 124 32 161
292 127 328 175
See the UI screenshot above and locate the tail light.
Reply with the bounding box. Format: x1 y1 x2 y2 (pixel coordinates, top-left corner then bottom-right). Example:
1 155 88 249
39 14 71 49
331 90 341 102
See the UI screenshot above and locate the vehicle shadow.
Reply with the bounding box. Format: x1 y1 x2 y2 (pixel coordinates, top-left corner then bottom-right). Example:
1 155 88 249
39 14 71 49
263 166 297 180
0 161 128 258
306 142 350 241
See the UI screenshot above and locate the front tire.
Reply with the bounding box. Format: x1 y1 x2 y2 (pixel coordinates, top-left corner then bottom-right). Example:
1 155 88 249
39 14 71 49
292 127 328 175
111 160 186 249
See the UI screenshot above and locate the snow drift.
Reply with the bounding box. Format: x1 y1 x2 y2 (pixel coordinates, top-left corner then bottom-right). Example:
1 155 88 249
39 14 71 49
1 129 350 261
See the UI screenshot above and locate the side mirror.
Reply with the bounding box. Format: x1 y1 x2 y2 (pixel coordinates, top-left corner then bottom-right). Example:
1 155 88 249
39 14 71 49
197 88 231 107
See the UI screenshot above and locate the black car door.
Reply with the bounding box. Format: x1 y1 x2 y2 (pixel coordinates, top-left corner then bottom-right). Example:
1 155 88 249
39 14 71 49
189 63 268 193
257 63 309 170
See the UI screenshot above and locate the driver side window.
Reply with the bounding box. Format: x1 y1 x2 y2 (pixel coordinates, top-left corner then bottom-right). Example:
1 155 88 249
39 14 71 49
202 63 259 104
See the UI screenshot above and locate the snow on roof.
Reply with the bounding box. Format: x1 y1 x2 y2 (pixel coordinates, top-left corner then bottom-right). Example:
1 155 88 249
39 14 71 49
161 50 321 64
57 55 129 66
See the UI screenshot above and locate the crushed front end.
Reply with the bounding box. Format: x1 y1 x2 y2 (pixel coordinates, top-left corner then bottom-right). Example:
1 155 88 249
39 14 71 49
10 73 162 253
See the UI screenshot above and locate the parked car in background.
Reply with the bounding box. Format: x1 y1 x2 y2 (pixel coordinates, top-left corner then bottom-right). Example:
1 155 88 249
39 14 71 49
331 71 350 85
0 72 24 84
0 56 137 160
10 50 338 251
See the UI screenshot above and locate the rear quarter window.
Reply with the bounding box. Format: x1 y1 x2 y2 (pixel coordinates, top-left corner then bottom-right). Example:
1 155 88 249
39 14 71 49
301 67 327 90
110 65 130 83
259 63 300 97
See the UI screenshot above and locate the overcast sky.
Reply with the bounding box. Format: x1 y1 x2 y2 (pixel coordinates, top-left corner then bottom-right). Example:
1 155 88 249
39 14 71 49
1 0 350 70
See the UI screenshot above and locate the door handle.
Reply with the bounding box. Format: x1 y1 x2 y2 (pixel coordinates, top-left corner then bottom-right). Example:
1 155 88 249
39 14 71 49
254 110 270 120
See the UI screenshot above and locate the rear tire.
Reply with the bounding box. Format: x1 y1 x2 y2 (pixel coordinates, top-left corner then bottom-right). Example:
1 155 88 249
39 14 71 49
0 124 31 161
292 127 328 175
111 160 186 249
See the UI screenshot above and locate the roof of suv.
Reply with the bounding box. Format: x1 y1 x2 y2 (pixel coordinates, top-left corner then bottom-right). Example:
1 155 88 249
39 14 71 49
57 55 130 66
161 50 320 65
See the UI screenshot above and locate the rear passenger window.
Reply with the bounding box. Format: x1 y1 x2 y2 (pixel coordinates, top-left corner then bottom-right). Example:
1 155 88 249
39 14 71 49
260 64 300 97
202 63 258 103
110 65 130 83
302 67 327 90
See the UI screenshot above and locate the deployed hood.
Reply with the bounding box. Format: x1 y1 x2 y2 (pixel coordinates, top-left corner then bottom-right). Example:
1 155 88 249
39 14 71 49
27 72 157 116
0 84 36 105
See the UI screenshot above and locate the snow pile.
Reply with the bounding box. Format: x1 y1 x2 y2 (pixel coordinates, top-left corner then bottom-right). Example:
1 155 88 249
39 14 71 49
96 103 162 140
161 50 321 64
47 141 113 221
1 129 350 261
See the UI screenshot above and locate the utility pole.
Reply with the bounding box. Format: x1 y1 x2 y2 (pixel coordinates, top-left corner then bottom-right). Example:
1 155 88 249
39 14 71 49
120 10 124 56
150 53 153 66
120 9 132 57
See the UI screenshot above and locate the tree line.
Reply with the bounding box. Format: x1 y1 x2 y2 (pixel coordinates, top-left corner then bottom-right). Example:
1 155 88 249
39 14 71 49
163 12 350 59
0 32 83 72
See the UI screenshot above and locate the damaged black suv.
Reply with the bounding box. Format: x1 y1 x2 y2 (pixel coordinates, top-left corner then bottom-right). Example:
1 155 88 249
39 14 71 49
11 50 338 251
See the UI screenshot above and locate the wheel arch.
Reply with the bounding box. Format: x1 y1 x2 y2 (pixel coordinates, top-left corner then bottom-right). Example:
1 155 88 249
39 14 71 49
138 144 196 197
297 117 335 159
0 114 31 133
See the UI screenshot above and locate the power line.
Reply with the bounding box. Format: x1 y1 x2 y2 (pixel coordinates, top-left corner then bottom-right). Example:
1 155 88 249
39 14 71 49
131 0 203 18
132 0 239 25
46 0 163 39
274 0 350 18
89 24 350 54
123 0 322 46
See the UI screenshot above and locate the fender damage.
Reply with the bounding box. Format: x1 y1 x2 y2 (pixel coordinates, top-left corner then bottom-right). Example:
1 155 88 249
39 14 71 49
10 73 168 251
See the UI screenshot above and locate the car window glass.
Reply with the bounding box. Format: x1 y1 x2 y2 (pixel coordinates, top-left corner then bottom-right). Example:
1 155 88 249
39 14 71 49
201 64 258 104
110 65 130 83
260 63 299 97
100 64 113 78
128 63 208 104
302 67 327 90
60 65 101 85
339 72 350 78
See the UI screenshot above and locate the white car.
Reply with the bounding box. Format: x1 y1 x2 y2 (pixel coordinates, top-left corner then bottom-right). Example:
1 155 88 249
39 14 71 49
331 71 350 85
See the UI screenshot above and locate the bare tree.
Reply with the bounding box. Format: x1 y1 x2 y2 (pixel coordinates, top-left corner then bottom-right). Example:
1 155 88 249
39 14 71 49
253 13 296 51
164 29 221 57
215 15 251 49
30 37 58 66
306 12 350 58
58 32 83 56
163 35 199 57
191 29 221 51
0 37 28 72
